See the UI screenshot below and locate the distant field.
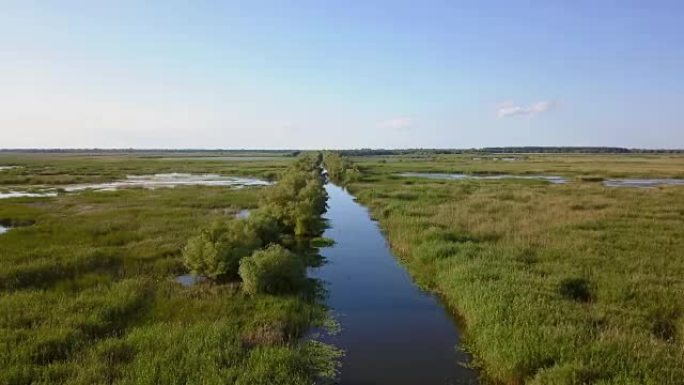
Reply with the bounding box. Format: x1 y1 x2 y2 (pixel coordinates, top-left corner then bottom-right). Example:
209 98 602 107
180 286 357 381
0 152 292 186
349 153 684 384
0 152 338 385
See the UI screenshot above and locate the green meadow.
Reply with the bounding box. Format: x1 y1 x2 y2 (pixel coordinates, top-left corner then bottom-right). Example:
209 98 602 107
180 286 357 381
0 152 338 385
2 151 683 385
346 153 684 384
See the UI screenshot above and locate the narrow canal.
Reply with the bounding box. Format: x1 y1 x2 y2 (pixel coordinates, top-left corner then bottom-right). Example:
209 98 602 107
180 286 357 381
310 184 479 385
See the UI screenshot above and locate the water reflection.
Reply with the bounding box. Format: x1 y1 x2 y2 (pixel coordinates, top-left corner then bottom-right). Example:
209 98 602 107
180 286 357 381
235 209 251 218
175 274 206 287
309 184 479 385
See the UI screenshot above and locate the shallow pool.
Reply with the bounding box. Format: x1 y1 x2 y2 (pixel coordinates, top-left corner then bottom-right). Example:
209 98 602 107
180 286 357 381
64 173 271 192
399 172 567 184
603 179 684 188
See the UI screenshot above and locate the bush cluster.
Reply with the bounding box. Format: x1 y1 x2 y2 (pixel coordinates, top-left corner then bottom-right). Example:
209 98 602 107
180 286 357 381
182 153 327 293
239 245 305 295
322 151 361 185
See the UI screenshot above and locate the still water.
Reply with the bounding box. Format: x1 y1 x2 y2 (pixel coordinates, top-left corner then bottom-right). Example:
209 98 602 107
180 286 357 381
64 173 271 192
602 178 684 187
398 172 567 184
310 184 479 385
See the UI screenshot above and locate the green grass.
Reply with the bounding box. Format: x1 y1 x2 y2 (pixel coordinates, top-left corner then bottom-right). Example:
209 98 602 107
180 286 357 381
347 153 684 384
0 154 339 385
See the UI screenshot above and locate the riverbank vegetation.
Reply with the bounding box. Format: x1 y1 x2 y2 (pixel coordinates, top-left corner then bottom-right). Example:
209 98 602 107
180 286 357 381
0 152 339 385
182 153 328 286
322 151 361 185
346 153 684 384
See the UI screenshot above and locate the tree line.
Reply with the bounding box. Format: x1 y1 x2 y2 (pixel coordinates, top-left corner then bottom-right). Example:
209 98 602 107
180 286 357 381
336 147 684 156
322 151 361 185
182 152 327 294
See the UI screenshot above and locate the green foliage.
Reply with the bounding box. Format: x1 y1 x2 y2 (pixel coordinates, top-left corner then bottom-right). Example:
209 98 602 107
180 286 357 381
323 151 361 185
182 220 262 280
246 208 283 245
182 152 327 281
239 245 305 295
258 154 327 237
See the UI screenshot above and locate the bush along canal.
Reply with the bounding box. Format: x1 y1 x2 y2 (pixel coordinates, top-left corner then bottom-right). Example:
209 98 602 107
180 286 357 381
310 183 479 385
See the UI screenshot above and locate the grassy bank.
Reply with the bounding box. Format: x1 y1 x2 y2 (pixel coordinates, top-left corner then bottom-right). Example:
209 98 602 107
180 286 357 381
0 153 338 384
347 154 684 384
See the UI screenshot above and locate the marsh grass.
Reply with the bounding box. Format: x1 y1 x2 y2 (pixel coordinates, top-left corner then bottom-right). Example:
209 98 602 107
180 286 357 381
0 154 339 385
350 154 684 384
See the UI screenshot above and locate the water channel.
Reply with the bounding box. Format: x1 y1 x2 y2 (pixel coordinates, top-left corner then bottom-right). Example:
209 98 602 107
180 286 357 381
310 184 479 385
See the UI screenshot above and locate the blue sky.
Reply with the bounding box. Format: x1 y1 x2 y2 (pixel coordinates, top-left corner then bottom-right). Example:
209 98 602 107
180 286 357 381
1 1 683 149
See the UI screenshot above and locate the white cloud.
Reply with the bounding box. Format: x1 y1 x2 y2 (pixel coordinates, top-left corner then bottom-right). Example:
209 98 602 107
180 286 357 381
496 101 554 118
377 117 413 129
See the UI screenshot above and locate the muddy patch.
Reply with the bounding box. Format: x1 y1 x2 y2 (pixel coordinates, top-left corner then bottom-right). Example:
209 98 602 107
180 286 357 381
399 172 567 184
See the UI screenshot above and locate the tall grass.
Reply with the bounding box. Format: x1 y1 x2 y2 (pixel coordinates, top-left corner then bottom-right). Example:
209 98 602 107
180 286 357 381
349 154 684 384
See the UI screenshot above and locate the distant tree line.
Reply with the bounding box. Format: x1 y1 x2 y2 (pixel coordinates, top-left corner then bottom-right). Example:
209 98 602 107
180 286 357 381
3 147 681 155
182 152 327 294
335 147 684 156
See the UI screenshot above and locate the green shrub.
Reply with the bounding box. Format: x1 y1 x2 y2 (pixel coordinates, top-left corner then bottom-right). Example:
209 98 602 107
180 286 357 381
239 245 305 295
258 167 327 237
182 220 261 280
247 209 282 245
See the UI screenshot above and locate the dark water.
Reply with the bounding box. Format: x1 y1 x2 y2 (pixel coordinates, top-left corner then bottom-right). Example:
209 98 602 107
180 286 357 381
310 184 479 385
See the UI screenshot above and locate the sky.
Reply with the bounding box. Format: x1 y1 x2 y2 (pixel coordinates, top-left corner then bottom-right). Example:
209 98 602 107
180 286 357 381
1 1 683 149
